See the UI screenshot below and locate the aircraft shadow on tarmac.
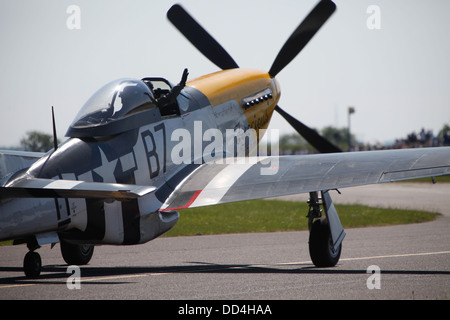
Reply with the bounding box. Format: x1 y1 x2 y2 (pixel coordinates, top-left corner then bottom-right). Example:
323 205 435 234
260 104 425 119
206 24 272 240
1 262 450 286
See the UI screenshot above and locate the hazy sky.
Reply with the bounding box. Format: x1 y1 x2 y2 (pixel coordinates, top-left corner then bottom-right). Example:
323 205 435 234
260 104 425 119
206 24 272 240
1 0 449 148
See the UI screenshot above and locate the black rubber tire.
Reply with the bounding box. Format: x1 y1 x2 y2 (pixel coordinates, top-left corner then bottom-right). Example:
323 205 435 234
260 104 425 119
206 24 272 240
24 251 42 278
308 218 341 267
60 240 94 265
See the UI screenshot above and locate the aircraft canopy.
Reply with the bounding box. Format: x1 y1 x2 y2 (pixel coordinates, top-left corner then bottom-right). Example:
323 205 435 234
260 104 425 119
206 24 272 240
70 78 155 129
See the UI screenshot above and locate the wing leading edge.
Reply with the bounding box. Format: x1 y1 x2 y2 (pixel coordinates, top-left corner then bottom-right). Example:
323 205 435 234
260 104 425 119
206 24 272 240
160 147 450 211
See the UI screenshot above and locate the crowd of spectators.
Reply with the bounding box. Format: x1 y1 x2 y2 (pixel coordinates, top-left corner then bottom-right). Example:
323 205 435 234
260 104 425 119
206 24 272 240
360 126 450 151
278 125 450 154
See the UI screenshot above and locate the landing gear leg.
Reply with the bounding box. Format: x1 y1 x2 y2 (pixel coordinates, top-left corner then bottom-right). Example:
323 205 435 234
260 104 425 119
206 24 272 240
307 190 345 267
23 240 41 278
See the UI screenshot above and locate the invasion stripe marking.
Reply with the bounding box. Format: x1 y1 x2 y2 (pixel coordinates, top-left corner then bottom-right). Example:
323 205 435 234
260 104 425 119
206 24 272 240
43 180 82 189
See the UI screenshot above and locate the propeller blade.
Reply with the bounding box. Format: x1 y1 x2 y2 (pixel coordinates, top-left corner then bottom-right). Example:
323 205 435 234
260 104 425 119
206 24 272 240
269 0 336 78
275 105 341 153
167 4 239 70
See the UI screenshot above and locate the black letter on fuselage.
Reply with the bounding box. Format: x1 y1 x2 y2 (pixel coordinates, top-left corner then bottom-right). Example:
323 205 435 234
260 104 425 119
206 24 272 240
141 130 160 179
154 123 167 174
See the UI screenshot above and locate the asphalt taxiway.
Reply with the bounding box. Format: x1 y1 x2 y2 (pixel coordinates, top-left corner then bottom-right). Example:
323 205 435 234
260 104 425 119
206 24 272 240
0 183 449 300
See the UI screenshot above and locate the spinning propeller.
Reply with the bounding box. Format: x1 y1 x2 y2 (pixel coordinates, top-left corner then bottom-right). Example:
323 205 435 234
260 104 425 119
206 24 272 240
167 0 341 153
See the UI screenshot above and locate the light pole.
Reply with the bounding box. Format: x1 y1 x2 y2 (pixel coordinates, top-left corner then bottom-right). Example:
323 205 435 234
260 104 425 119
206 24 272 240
348 106 355 151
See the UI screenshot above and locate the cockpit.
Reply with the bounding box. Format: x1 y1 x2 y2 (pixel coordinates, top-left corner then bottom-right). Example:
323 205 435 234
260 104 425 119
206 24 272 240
70 78 156 129
66 77 180 138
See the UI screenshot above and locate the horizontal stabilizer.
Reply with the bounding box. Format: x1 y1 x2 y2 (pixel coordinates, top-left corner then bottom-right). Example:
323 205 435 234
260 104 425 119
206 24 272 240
0 150 44 181
0 178 155 200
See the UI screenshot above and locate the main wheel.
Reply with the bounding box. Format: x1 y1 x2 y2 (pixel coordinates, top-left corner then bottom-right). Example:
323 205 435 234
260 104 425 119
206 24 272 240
24 251 42 278
60 240 94 265
308 217 341 267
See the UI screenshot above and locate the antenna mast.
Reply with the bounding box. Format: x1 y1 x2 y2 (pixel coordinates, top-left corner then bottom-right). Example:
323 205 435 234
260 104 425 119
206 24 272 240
51 106 58 151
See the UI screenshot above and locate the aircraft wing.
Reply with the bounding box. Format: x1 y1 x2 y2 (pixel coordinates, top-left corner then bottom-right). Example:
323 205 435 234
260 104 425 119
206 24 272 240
0 150 45 180
0 177 155 200
160 147 450 211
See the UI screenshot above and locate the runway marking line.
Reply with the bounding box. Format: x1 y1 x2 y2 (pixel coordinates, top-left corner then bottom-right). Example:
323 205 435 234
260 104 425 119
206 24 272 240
340 250 450 262
0 271 171 289
0 283 36 289
80 272 171 283
279 250 450 265
1 250 449 289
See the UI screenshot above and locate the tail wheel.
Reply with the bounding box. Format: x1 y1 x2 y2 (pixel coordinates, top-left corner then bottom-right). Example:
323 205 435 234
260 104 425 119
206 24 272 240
308 217 341 267
60 240 94 265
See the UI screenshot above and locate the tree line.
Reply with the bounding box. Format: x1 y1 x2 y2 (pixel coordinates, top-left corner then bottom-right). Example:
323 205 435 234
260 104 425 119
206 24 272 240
9 124 450 153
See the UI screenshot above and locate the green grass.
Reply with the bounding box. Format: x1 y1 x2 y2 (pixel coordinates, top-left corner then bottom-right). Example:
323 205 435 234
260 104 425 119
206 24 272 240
163 199 438 237
397 174 450 183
